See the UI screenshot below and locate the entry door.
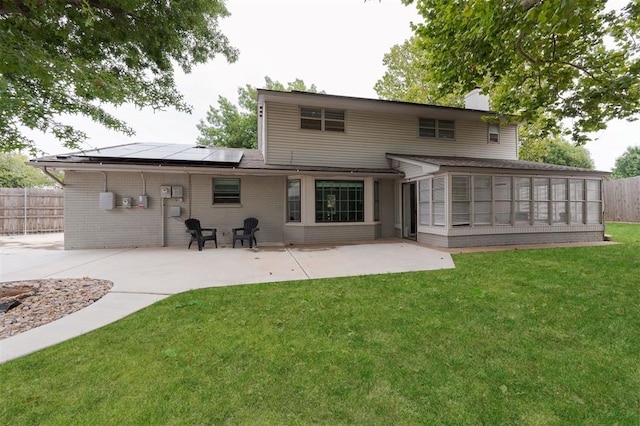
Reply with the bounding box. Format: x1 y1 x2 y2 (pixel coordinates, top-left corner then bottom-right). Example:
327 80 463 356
402 182 417 240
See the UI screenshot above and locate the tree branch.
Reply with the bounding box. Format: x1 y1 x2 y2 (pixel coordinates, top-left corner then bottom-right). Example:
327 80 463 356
516 31 540 65
0 0 128 16
521 0 544 11
516 31 602 83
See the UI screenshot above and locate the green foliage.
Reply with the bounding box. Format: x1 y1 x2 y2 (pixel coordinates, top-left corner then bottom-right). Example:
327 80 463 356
0 0 238 155
374 37 465 106
404 0 640 144
518 125 595 168
197 77 322 149
1 223 639 423
0 153 58 187
375 36 595 168
612 145 640 178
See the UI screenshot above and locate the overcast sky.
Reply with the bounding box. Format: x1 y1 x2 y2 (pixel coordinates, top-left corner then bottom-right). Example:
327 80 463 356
33 0 637 172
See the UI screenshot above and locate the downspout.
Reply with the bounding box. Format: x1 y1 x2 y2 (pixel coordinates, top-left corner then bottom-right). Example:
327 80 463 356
140 172 147 197
43 167 65 187
161 197 165 247
185 171 192 218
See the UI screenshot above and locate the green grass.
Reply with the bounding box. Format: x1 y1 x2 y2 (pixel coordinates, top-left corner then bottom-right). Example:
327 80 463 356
2 223 639 424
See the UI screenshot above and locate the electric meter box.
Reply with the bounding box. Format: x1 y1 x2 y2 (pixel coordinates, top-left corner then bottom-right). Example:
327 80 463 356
171 186 183 198
160 186 171 198
99 192 115 210
168 206 181 217
138 195 149 208
122 197 132 208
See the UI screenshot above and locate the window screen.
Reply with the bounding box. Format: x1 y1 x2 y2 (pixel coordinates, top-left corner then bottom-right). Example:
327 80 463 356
212 178 240 204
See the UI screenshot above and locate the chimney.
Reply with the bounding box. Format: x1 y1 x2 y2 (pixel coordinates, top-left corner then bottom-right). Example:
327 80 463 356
464 87 490 111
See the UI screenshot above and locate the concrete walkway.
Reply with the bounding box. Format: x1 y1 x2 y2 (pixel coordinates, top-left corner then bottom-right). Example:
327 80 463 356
0 233 455 363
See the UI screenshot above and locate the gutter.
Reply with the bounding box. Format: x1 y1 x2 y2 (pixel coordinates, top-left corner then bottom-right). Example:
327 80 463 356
43 167 65 187
29 162 402 178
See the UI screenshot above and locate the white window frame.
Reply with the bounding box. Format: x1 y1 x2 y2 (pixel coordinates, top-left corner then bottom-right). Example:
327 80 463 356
287 179 301 222
451 175 471 226
585 179 602 224
419 178 431 226
212 178 241 205
300 106 345 132
488 123 500 144
419 118 456 140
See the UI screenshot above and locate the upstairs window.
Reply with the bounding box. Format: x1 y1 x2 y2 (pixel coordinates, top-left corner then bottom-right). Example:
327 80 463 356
419 118 455 140
488 124 500 144
300 107 345 132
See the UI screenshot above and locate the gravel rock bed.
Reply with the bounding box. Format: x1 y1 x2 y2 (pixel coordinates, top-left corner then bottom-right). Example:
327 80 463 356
0 278 113 339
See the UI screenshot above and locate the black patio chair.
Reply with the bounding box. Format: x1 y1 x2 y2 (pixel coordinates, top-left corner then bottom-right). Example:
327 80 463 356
185 218 217 251
232 217 259 248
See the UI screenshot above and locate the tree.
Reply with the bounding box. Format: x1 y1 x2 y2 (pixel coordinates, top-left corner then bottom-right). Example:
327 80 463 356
404 0 640 144
1 1 238 155
611 146 640 178
197 77 322 149
0 153 58 187
518 136 595 169
374 37 464 106
375 36 595 168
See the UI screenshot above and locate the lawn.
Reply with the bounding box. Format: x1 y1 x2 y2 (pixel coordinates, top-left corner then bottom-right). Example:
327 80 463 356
1 223 639 424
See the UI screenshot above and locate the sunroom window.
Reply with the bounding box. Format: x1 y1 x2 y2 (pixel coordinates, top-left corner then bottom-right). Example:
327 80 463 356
586 180 602 224
432 177 446 226
452 176 470 226
419 179 431 225
552 179 568 224
473 176 492 225
515 177 531 224
570 179 585 223
493 176 512 225
533 178 550 224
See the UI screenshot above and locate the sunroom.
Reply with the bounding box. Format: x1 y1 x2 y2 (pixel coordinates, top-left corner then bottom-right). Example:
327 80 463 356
388 154 609 248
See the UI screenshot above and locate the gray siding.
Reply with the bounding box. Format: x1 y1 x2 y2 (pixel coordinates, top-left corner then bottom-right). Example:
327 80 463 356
264 102 517 169
283 224 379 244
379 179 396 238
65 171 176 249
418 230 604 248
188 174 284 247
64 171 284 249
393 161 424 180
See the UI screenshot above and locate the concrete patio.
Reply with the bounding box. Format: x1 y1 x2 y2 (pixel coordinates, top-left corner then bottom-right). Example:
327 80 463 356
0 233 455 363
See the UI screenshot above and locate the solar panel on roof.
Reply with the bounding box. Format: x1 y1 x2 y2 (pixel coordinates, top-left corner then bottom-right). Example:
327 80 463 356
80 143 243 165
206 150 244 163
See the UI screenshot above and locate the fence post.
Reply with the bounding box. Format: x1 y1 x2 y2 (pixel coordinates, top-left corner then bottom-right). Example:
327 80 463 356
23 187 27 235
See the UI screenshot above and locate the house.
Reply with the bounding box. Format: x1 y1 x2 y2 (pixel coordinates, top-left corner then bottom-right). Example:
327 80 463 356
29 89 609 249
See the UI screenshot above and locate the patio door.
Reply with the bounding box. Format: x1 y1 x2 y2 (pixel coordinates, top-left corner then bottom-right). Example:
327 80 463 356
402 182 417 240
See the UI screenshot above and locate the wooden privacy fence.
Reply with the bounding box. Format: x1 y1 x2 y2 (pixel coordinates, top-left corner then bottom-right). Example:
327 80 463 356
0 188 64 235
604 177 640 223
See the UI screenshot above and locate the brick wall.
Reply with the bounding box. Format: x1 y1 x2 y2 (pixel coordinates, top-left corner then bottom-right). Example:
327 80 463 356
64 171 284 249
